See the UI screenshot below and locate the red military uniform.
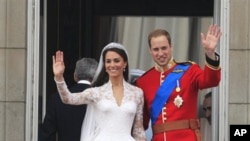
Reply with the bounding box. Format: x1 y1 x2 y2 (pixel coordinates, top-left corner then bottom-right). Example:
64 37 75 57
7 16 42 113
136 57 221 141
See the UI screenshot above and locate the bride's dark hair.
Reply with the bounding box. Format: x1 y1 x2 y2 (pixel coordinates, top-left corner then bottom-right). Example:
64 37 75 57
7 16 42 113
92 47 129 87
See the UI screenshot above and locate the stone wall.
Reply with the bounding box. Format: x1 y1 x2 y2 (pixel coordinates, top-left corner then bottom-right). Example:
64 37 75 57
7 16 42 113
0 0 26 141
228 0 250 125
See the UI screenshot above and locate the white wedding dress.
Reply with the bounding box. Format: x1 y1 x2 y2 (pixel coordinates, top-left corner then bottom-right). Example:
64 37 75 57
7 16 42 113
56 79 146 141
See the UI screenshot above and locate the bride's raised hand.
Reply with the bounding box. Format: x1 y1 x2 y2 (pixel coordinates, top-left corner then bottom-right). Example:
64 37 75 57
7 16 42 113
52 50 65 81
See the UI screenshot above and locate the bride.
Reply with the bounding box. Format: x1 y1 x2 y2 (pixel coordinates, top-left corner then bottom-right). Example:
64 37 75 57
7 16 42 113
52 42 146 141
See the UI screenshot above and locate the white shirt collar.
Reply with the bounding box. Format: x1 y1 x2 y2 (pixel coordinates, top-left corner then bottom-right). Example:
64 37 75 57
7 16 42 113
77 80 91 85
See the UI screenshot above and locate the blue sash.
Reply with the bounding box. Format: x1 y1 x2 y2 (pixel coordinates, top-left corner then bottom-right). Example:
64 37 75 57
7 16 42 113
150 64 190 125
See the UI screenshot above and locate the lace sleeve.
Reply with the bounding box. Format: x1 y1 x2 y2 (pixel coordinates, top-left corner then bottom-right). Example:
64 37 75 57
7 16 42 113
55 80 95 105
132 88 146 141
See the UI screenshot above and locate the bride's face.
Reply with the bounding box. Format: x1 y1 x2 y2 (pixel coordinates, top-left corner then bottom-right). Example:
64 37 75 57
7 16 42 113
104 51 127 78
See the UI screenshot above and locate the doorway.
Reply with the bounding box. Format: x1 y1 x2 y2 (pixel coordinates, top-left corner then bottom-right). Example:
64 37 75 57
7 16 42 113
38 1 223 141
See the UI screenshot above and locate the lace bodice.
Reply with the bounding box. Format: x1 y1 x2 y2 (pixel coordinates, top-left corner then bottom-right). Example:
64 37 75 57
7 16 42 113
56 80 146 141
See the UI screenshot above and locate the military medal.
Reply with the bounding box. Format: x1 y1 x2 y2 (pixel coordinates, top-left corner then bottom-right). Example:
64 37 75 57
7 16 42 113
174 80 183 108
176 87 180 92
175 80 181 92
174 95 183 108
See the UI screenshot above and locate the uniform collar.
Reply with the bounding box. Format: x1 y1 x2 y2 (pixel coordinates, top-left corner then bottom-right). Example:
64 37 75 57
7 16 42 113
154 57 176 72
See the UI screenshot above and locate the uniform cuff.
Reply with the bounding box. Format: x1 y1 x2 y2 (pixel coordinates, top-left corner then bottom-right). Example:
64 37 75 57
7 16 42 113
205 52 220 70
